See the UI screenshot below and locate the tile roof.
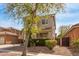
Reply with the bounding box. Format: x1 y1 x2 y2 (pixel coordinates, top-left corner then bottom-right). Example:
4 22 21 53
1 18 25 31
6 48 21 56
62 23 79 37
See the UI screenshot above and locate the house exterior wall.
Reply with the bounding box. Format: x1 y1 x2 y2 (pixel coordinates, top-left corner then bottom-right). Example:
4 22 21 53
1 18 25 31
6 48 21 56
35 15 55 39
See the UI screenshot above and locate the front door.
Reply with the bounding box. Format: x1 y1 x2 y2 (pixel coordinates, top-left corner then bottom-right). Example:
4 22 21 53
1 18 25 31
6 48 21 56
62 37 70 47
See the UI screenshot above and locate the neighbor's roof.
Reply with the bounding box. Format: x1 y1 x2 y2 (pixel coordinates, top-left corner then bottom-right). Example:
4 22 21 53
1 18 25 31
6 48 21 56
62 23 79 37
0 27 21 36
0 31 17 36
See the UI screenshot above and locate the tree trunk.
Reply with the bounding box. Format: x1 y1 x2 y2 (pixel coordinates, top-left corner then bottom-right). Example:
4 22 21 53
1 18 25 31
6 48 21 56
21 4 38 56
28 32 32 47
21 33 28 56
22 32 32 56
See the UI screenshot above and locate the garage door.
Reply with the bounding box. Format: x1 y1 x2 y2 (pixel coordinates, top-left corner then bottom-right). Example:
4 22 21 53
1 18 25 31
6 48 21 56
0 37 4 44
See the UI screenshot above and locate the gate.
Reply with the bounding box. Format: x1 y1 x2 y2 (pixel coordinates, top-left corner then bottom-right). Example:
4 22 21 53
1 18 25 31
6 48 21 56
62 37 70 47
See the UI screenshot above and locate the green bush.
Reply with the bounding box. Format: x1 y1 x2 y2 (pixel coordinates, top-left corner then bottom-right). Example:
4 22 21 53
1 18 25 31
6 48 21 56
45 40 57 50
32 39 48 46
28 39 57 47
36 40 45 46
72 39 79 48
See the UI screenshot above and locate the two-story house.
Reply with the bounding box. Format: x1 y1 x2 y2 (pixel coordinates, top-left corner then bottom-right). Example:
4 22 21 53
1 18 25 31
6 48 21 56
33 14 56 39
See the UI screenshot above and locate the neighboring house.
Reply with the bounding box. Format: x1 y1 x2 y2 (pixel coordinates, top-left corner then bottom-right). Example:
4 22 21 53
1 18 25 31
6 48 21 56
33 14 56 39
60 24 79 47
0 27 23 44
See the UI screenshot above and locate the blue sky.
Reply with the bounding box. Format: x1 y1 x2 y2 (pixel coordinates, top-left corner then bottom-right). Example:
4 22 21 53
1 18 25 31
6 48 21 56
0 4 79 33
0 4 23 30
56 3 79 33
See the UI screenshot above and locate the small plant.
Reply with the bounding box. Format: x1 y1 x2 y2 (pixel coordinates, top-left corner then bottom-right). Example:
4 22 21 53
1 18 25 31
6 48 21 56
72 39 79 48
72 39 79 52
45 40 57 50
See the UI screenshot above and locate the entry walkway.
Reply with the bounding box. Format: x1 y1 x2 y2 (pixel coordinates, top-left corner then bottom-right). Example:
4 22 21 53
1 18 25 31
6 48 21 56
53 46 72 56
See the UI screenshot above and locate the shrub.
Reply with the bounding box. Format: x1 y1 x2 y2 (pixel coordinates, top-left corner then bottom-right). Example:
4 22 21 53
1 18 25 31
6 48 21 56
32 39 48 46
36 40 45 46
45 40 57 50
72 39 79 48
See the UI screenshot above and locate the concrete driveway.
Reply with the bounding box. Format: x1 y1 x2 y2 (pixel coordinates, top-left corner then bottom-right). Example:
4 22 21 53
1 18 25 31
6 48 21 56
0 44 20 56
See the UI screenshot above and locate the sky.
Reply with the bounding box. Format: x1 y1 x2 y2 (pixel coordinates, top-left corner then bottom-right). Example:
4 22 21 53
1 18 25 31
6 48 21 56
56 3 79 33
0 3 79 33
0 4 23 30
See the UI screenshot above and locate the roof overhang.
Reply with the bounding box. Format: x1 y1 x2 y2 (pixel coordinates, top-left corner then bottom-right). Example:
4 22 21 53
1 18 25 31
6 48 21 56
0 31 17 36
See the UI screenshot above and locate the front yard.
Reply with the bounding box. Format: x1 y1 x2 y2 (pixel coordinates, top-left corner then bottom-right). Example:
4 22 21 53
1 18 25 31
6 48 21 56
0 44 79 56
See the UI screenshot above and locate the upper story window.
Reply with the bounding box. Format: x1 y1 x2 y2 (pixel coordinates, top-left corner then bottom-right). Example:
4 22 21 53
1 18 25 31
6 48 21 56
42 19 48 24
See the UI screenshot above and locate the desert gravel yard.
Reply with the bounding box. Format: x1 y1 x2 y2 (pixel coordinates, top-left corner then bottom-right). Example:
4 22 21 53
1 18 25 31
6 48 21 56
0 44 78 56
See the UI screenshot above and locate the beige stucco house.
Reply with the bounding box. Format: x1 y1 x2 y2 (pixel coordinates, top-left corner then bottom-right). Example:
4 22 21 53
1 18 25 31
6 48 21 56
33 14 56 39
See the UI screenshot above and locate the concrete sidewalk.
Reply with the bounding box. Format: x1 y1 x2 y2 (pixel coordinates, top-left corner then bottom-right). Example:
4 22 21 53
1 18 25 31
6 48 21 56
0 44 20 48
